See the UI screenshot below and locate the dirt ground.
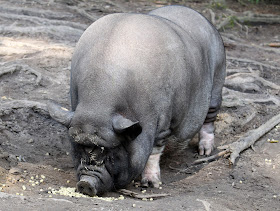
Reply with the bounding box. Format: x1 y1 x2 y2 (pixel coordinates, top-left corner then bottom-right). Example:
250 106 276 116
0 0 280 210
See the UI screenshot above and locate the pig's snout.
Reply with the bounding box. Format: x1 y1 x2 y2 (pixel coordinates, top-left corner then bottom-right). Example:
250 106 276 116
77 175 98 197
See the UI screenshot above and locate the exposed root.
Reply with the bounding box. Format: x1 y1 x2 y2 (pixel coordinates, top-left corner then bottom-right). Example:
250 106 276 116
0 99 48 116
0 25 83 42
0 5 73 20
0 13 88 30
227 56 279 70
223 87 280 107
192 149 231 165
225 71 280 93
0 64 42 86
218 113 280 164
217 16 233 31
118 189 170 200
68 6 100 22
236 11 280 25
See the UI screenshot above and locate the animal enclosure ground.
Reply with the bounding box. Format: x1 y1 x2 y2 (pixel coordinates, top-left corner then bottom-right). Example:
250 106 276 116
0 0 279 210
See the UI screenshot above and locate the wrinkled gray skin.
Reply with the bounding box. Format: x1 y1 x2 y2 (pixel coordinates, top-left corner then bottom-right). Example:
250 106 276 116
48 6 226 196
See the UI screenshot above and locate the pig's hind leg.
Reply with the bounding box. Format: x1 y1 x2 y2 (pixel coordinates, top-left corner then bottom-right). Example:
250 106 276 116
199 58 225 155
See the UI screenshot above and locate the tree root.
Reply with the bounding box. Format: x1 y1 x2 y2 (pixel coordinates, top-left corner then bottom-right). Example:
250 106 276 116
217 16 233 31
236 11 280 25
0 25 83 42
0 64 42 86
222 87 280 107
225 71 280 92
68 6 100 22
192 149 231 165
227 56 279 71
0 13 87 31
117 189 170 200
0 5 73 20
0 100 48 116
218 113 280 164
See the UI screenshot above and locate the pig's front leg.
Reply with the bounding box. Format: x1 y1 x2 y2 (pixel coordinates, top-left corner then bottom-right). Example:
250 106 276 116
141 146 164 188
198 122 215 155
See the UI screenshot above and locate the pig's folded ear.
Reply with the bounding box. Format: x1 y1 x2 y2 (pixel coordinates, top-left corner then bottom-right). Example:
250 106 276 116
47 101 74 127
112 115 142 140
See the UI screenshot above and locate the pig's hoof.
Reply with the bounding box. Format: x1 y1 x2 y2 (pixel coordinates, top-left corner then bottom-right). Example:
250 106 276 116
141 177 161 188
77 176 97 197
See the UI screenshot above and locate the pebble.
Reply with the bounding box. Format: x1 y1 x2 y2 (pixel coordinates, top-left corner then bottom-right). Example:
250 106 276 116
9 167 23 175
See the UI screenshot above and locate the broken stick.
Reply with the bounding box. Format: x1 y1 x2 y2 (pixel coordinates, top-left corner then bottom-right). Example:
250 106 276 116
218 113 280 164
118 189 170 200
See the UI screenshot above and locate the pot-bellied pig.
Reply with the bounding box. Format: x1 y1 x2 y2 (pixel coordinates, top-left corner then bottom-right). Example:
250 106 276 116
48 5 226 196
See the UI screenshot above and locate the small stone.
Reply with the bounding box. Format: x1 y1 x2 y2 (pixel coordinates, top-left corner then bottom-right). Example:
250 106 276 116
239 181 243 184
41 175 46 179
22 185 26 190
132 204 136 207
150 198 153 201
9 167 23 175
27 139 34 144
40 179 44 183
30 176 34 180
141 190 146 193
66 180 70 183
159 187 162 190
32 183 36 186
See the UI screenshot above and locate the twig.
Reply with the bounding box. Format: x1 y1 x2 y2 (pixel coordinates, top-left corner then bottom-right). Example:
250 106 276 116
218 113 280 164
118 189 170 200
269 43 280 48
192 149 231 165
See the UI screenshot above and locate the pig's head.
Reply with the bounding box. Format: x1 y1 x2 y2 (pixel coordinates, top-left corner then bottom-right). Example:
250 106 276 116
47 102 146 196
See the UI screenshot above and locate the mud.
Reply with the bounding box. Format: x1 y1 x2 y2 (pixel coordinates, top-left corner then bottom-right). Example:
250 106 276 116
0 0 280 210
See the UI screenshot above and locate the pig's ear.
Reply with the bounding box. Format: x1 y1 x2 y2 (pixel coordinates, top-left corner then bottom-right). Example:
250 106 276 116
47 101 74 127
112 115 142 140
